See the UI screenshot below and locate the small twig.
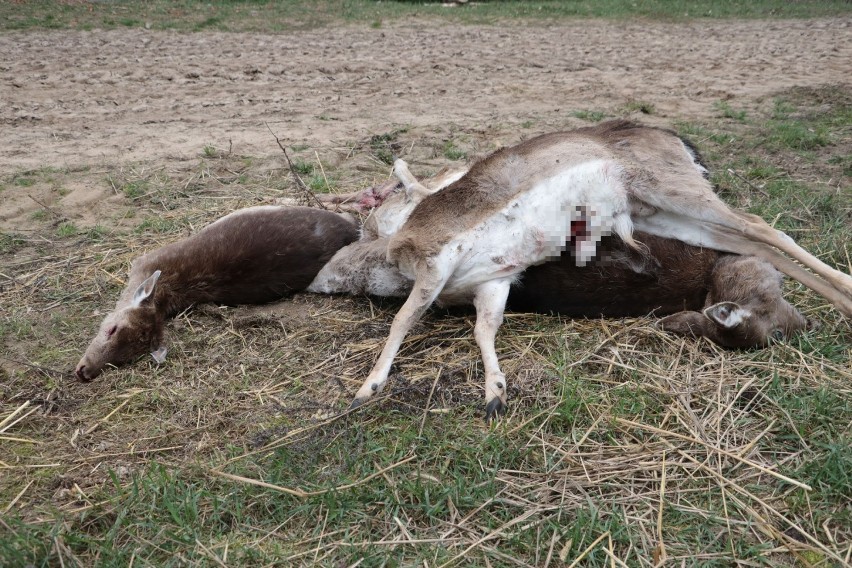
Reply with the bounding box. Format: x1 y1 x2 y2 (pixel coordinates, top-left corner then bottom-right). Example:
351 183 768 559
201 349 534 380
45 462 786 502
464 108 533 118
3 479 34 514
210 454 417 498
418 368 442 437
27 194 64 220
726 168 770 198
265 122 326 210
0 356 66 378
566 531 610 568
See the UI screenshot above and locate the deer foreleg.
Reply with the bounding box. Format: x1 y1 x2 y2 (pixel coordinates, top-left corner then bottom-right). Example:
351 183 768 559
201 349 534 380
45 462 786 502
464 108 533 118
350 266 450 410
473 278 513 421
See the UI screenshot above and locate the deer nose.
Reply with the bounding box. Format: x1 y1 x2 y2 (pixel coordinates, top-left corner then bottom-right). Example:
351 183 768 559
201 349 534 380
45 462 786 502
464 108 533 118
75 364 90 382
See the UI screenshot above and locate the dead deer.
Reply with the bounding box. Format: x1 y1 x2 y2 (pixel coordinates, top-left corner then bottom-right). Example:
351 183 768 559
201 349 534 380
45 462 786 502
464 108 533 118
75 206 358 381
311 155 812 350
320 121 850 419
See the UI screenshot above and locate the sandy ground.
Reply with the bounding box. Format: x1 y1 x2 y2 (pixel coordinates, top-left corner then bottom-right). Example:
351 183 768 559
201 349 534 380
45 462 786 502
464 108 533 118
1 18 849 235
3 18 851 173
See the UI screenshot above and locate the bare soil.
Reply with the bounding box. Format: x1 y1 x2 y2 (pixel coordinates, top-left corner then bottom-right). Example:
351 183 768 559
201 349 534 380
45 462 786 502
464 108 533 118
2 18 851 228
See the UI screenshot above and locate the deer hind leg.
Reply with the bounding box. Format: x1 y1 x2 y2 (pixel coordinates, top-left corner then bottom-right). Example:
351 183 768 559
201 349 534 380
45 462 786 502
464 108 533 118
634 212 852 317
732 210 852 297
349 258 451 410
634 187 852 301
472 278 513 421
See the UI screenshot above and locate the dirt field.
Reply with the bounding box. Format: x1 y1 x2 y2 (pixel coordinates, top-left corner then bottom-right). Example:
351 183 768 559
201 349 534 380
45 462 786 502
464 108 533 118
2 18 851 219
2 16 851 567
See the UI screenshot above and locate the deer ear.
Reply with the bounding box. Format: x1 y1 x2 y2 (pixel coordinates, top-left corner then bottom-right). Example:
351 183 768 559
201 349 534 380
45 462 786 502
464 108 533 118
132 270 161 307
150 345 168 364
703 302 748 329
393 159 432 203
658 311 714 338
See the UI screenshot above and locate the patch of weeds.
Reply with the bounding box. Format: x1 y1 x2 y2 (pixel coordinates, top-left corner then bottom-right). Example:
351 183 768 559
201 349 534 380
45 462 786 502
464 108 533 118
624 100 655 115
442 139 467 161
291 160 313 176
714 100 747 122
827 154 852 177
56 222 78 238
308 173 335 192
85 226 108 242
290 144 309 152
194 16 222 30
202 144 218 158
766 121 829 151
572 109 607 122
30 210 48 221
370 19 382 28
520 120 535 128
120 180 149 200
135 217 179 234
13 175 35 187
0 315 34 341
0 232 25 253
369 129 407 165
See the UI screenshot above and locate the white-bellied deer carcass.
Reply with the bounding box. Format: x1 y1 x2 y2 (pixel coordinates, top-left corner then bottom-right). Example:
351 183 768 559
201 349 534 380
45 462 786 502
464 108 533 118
75 206 358 381
316 121 851 419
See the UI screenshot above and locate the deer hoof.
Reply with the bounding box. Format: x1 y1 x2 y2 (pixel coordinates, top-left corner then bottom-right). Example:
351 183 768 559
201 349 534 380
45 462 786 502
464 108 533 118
349 397 369 411
485 398 507 422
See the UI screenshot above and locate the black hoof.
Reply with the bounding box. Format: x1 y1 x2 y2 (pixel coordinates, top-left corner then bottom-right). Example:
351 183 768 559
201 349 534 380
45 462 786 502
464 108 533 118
484 398 507 422
349 397 368 411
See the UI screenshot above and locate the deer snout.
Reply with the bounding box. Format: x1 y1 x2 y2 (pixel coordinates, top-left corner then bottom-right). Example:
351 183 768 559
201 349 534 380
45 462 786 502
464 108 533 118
74 359 100 382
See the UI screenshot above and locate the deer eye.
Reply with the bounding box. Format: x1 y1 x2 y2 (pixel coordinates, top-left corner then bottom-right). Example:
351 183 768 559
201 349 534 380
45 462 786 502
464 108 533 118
771 329 784 341
106 325 118 339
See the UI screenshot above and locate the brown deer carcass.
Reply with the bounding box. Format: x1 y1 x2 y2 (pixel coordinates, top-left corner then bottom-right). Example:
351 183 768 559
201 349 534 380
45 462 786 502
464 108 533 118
506 234 812 349
316 121 851 419
75 206 358 381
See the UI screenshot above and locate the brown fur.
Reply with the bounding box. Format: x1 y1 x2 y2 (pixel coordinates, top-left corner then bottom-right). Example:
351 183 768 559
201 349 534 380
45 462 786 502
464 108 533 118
507 231 719 317
75 206 358 381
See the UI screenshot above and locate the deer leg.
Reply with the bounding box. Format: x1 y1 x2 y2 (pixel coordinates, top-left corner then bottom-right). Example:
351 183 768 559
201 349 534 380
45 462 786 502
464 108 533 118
473 278 513 421
350 265 450 410
637 191 852 300
730 210 852 298
635 212 852 317
393 159 433 202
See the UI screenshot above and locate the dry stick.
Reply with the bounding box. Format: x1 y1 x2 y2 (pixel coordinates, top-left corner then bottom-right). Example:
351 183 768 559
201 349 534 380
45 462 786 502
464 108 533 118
437 508 541 568
0 435 41 444
3 479 34 515
84 398 131 435
27 194 64 219
210 454 416 498
0 401 31 432
265 122 326 210
726 168 771 198
0 405 39 435
418 368 442 437
615 418 812 490
0 356 66 378
566 531 611 568
655 450 667 567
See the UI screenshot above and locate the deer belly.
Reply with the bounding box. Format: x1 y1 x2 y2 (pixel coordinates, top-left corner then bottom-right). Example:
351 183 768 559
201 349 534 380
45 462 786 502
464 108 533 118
441 159 631 297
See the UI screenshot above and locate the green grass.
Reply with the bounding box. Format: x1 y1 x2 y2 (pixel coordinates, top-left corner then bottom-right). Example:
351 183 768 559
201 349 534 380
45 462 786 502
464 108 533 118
442 140 467 161
572 109 607 122
56 222 78 238
0 73 849 568
1 0 850 32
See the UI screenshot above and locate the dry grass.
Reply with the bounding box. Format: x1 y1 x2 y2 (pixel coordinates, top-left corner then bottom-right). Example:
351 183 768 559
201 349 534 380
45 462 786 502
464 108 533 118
1 89 850 567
